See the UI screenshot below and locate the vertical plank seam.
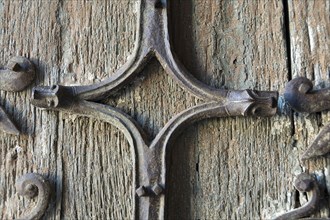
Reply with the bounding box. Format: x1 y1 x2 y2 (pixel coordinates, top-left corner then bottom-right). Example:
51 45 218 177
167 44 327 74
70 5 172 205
282 0 293 81
282 0 296 140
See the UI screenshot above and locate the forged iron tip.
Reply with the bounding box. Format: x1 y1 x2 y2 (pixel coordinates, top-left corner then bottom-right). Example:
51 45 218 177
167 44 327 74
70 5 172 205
301 123 330 160
0 106 20 135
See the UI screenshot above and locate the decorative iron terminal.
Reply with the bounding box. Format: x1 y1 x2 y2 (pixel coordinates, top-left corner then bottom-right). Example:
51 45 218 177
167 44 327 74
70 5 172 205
15 173 51 220
284 77 330 113
302 123 330 160
31 0 278 219
0 56 36 135
274 173 321 220
284 77 330 160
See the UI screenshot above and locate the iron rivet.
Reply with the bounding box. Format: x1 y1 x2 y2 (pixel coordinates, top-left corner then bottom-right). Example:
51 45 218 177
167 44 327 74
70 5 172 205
136 186 147 197
152 184 163 196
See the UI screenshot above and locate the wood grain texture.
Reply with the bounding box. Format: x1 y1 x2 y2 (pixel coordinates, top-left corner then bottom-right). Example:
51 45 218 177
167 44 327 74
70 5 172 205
1 1 137 219
288 0 330 218
0 0 329 219
168 1 293 219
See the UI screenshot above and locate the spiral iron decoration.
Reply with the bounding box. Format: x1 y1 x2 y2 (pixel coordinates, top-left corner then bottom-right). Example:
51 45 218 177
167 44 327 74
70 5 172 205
15 173 51 220
274 173 321 220
284 77 330 160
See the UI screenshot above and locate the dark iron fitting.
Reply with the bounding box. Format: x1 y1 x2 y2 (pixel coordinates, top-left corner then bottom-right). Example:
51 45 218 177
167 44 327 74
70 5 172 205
30 0 279 219
274 173 321 220
284 77 330 113
16 173 51 220
0 56 35 92
0 56 36 135
301 123 330 160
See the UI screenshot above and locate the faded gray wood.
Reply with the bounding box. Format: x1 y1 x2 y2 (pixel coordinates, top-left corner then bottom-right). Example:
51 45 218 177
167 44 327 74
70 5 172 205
0 0 329 220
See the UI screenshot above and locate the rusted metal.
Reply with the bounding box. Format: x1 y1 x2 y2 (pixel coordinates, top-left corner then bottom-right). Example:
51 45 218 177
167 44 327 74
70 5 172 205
284 77 330 161
31 0 278 219
0 56 35 92
15 173 51 220
31 87 278 220
301 123 330 160
284 77 330 113
0 56 36 135
274 173 321 220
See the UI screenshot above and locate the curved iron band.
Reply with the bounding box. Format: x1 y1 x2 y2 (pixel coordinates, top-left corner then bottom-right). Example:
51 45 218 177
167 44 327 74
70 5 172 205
150 89 278 181
30 0 278 219
67 101 149 220
274 173 321 220
31 96 148 220
65 0 257 102
31 84 277 219
15 173 51 220
284 77 330 113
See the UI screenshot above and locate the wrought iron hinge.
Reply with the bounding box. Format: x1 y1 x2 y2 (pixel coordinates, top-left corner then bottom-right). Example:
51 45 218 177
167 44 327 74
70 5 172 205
30 0 278 219
25 0 330 218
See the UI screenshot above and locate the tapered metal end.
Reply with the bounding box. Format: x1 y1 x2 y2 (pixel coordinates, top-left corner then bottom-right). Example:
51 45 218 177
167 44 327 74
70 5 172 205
301 123 330 160
0 106 20 135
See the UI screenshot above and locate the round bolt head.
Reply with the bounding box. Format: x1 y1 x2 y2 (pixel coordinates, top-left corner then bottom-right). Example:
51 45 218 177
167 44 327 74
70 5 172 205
294 173 314 192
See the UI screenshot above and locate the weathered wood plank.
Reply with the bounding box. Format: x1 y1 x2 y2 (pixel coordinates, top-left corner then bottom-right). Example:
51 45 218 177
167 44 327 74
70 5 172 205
1 1 137 219
168 0 294 219
288 0 330 218
0 0 329 219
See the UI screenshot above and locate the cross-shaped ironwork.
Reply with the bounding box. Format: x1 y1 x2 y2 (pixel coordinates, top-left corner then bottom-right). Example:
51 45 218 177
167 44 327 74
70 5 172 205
30 0 278 219
31 0 279 219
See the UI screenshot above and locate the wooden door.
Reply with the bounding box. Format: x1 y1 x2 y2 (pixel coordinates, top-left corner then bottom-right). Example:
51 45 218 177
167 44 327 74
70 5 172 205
1 0 329 219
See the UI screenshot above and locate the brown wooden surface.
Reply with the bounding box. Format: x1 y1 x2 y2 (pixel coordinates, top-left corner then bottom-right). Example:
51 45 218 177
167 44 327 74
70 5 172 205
0 0 329 219
288 0 330 217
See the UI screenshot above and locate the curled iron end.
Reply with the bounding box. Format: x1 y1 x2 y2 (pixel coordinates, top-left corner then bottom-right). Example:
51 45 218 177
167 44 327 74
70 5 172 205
31 85 75 109
301 123 330 160
0 56 35 92
284 77 330 113
274 173 321 220
16 173 51 220
0 106 20 135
